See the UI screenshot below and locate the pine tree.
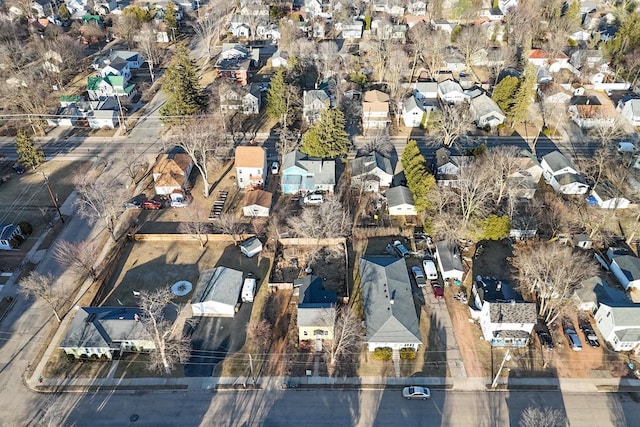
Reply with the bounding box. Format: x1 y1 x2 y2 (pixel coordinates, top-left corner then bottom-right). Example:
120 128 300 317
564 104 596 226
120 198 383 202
509 64 536 125
266 69 287 122
159 45 206 124
16 130 44 170
300 109 350 158
401 140 435 213
491 76 519 114
165 3 178 36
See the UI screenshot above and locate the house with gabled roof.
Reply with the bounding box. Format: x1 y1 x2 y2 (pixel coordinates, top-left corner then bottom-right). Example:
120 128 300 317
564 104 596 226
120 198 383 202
87 75 135 101
303 89 330 124
540 151 588 195
59 307 154 359
595 303 640 352
437 79 468 104
568 95 617 129
506 150 543 200
191 267 243 317
538 83 572 105
574 276 629 313
527 49 570 72
359 257 422 352
362 90 391 131
295 275 337 342
0 223 25 250
235 146 266 190
151 151 194 195
617 96 640 127
433 147 471 187
242 189 273 217
589 181 631 209
386 186 416 216
470 93 505 128
220 83 261 115
609 254 640 291
281 150 336 194
435 240 464 281
350 151 394 192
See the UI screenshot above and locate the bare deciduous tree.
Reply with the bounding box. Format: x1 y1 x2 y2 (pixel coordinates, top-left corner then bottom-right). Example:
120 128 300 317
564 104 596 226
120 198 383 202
137 23 162 82
193 14 217 62
421 30 447 80
358 129 394 157
510 242 597 324
212 213 243 245
19 272 66 322
432 103 474 147
322 306 361 377
519 406 566 427
139 288 190 375
54 240 100 280
386 49 410 127
481 145 522 206
454 25 485 71
178 204 212 248
113 14 140 49
74 176 127 241
288 197 352 239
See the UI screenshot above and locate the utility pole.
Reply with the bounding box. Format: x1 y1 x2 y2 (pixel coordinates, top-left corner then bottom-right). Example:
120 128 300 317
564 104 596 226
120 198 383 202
42 172 64 224
491 348 510 389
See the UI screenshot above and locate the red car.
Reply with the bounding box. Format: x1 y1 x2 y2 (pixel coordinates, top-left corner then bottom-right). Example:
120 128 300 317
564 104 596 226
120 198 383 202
141 199 162 210
432 282 444 299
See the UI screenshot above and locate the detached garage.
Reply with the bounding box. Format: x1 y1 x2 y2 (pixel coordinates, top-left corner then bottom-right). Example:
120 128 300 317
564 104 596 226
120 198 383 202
191 267 243 317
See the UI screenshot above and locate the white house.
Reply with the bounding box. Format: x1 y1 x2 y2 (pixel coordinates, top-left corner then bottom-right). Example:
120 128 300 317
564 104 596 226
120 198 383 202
595 304 640 353
401 95 427 127
242 190 272 217
469 93 506 128
568 96 617 129
527 49 570 72
0 223 25 250
271 50 289 68
191 267 244 317
430 19 456 34
498 0 518 13
437 79 468 104
590 182 631 209
617 97 640 127
540 151 589 195
87 109 119 130
574 276 629 313
362 90 391 131
303 89 330 125
240 237 263 258
609 255 640 291
339 22 363 39
350 151 394 192
537 83 572 105
479 302 537 347
386 186 416 216
434 148 471 187
151 152 193 195
414 82 438 100
220 84 261 115
359 257 422 352
435 240 464 282
235 146 267 190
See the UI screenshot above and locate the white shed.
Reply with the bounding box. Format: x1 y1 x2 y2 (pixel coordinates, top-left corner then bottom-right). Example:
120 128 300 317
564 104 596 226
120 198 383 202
240 237 263 258
191 267 243 317
435 240 464 282
386 186 416 216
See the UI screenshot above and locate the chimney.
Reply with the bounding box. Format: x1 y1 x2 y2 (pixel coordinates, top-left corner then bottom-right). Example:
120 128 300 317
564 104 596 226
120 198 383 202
134 314 140 322
496 281 502 291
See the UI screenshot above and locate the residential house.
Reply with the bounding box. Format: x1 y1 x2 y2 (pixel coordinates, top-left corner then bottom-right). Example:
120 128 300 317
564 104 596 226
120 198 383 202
570 49 605 70
407 0 427 15
506 151 543 200
242 189 273 217
312 21 326 39
303 89 330 124
540 151 589 195
304 0 323 18
87 109 119 130
509 214 538 239
362 90 391 131
386 186 416 216
339 22 364 40
473 277 536 347
589 181 631 209
414 82 438 100
93 50 142 72
536 66 553 85
257 24 281 42
60 307 154 360
376 23 407 42
433 147 471 187
471 47 507 68
228 14 251 38
617 96 640 127
235 146 266 190
0 224 25 250
47 104 81 127
469 93 506 128
527 49 570 72
220 83 261 115
437 79 468 104
435 240 464 282
568 96 617 129
271 50 289 68
151 152 194 195
191 267 244 317
431 19 456 34
498 0 518 13
281 150 336 194
87 75 135 100
402 95 430 127
296 275 337 342
350 151 394 192
574 276 629 313
442 48 466 73
537 83 572 105
215 58 251 86
609 254 640 291
240 3 269 16
95 56 131 81
359 257 422 352
595 303 640 352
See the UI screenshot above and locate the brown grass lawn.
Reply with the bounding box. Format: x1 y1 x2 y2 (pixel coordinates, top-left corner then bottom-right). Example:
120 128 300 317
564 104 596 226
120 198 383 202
114 353 184 379
43 349 111 379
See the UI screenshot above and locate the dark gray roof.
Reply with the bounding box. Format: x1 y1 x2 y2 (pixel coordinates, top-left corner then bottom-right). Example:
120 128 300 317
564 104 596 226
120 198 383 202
192 267 243 306
542 151 577 173
475 276 520 303
574 276 629 306
488 302 537 324
240 236 262 253
359 257 422 345
350 151 393 178
59 307 149 349
282 150 336 186
556 172 585 186
386 186 414 207
296 275 336 328
612 255 640 282
435 241 463 273
434 147 451 168
570 95 601 106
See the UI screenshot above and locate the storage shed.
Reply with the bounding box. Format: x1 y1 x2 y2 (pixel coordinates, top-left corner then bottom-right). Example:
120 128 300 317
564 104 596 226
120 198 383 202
240 237 263 258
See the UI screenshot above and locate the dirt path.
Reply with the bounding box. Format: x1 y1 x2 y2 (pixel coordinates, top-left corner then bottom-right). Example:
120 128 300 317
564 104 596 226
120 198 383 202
446 293 484 377
264 291 292 377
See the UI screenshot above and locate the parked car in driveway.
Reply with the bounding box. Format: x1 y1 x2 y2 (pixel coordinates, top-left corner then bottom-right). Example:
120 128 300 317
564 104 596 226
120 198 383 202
271 161 279 174
141 199 162 210
12 165 25 174
422 259 438 280
432 282 444 299
565 329 583 351
411 266 427 287
581 325 600 347
402 386 431 400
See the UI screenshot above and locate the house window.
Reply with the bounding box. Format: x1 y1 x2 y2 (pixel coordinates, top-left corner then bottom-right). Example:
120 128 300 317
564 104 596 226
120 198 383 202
239 178 243 183
303 331 308 336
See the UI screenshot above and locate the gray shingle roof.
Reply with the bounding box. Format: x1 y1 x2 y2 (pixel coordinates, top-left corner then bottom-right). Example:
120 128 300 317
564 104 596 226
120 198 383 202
574 276 629 306
435 241 463 273
359 257 422 346
542 151 578 173
613 255 640 282
470 94 504 118
386 186 414 208
192 267 243 306
350 151 393 178
282 150 336 186
296 275 336 328
488 302 537 324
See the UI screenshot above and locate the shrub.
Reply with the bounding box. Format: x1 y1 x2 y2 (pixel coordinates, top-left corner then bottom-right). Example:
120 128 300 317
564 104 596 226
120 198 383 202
372 347 393 361
18 221 32 235
399 347 417 360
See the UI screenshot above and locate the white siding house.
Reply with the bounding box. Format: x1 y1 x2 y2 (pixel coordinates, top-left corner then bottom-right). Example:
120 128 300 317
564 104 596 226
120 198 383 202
595 304 640 353
540 151 588 195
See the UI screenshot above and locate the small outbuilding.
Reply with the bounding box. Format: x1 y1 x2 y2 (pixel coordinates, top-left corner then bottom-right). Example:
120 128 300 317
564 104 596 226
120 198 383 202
386 186 416 216
435 240 464 282
242 190 272 217
240 237 263 258
191 267 244 317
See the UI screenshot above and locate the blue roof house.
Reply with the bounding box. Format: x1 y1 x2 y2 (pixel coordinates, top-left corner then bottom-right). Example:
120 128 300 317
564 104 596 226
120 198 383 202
281 150 336 195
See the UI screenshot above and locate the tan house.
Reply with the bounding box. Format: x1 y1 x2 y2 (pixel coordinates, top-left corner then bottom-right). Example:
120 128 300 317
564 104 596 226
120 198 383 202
362 90 391 131
151 152 193 195
296 275 337 343
235 146 267 190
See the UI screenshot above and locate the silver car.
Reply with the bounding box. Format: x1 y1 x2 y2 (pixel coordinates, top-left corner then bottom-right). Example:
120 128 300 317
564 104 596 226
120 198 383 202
402 386 431 400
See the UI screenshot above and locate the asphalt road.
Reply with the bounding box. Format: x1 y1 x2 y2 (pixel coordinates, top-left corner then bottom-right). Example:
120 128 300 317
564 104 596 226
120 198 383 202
30 388 640 427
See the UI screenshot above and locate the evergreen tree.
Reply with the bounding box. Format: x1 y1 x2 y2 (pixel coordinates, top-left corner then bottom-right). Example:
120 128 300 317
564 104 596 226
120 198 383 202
475 214 510 240
401 140 436 213
165 3 178 38
57 3 71 20
491 76 519 114
300 109 350 158
509 64 536 125
159 45 206 124
16 130 44 170
266 69 287 122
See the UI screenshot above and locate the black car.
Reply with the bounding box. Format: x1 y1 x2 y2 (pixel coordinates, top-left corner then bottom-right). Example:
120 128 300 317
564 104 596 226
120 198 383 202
581 325 600 347
12 165 25 174
536 330 555 350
